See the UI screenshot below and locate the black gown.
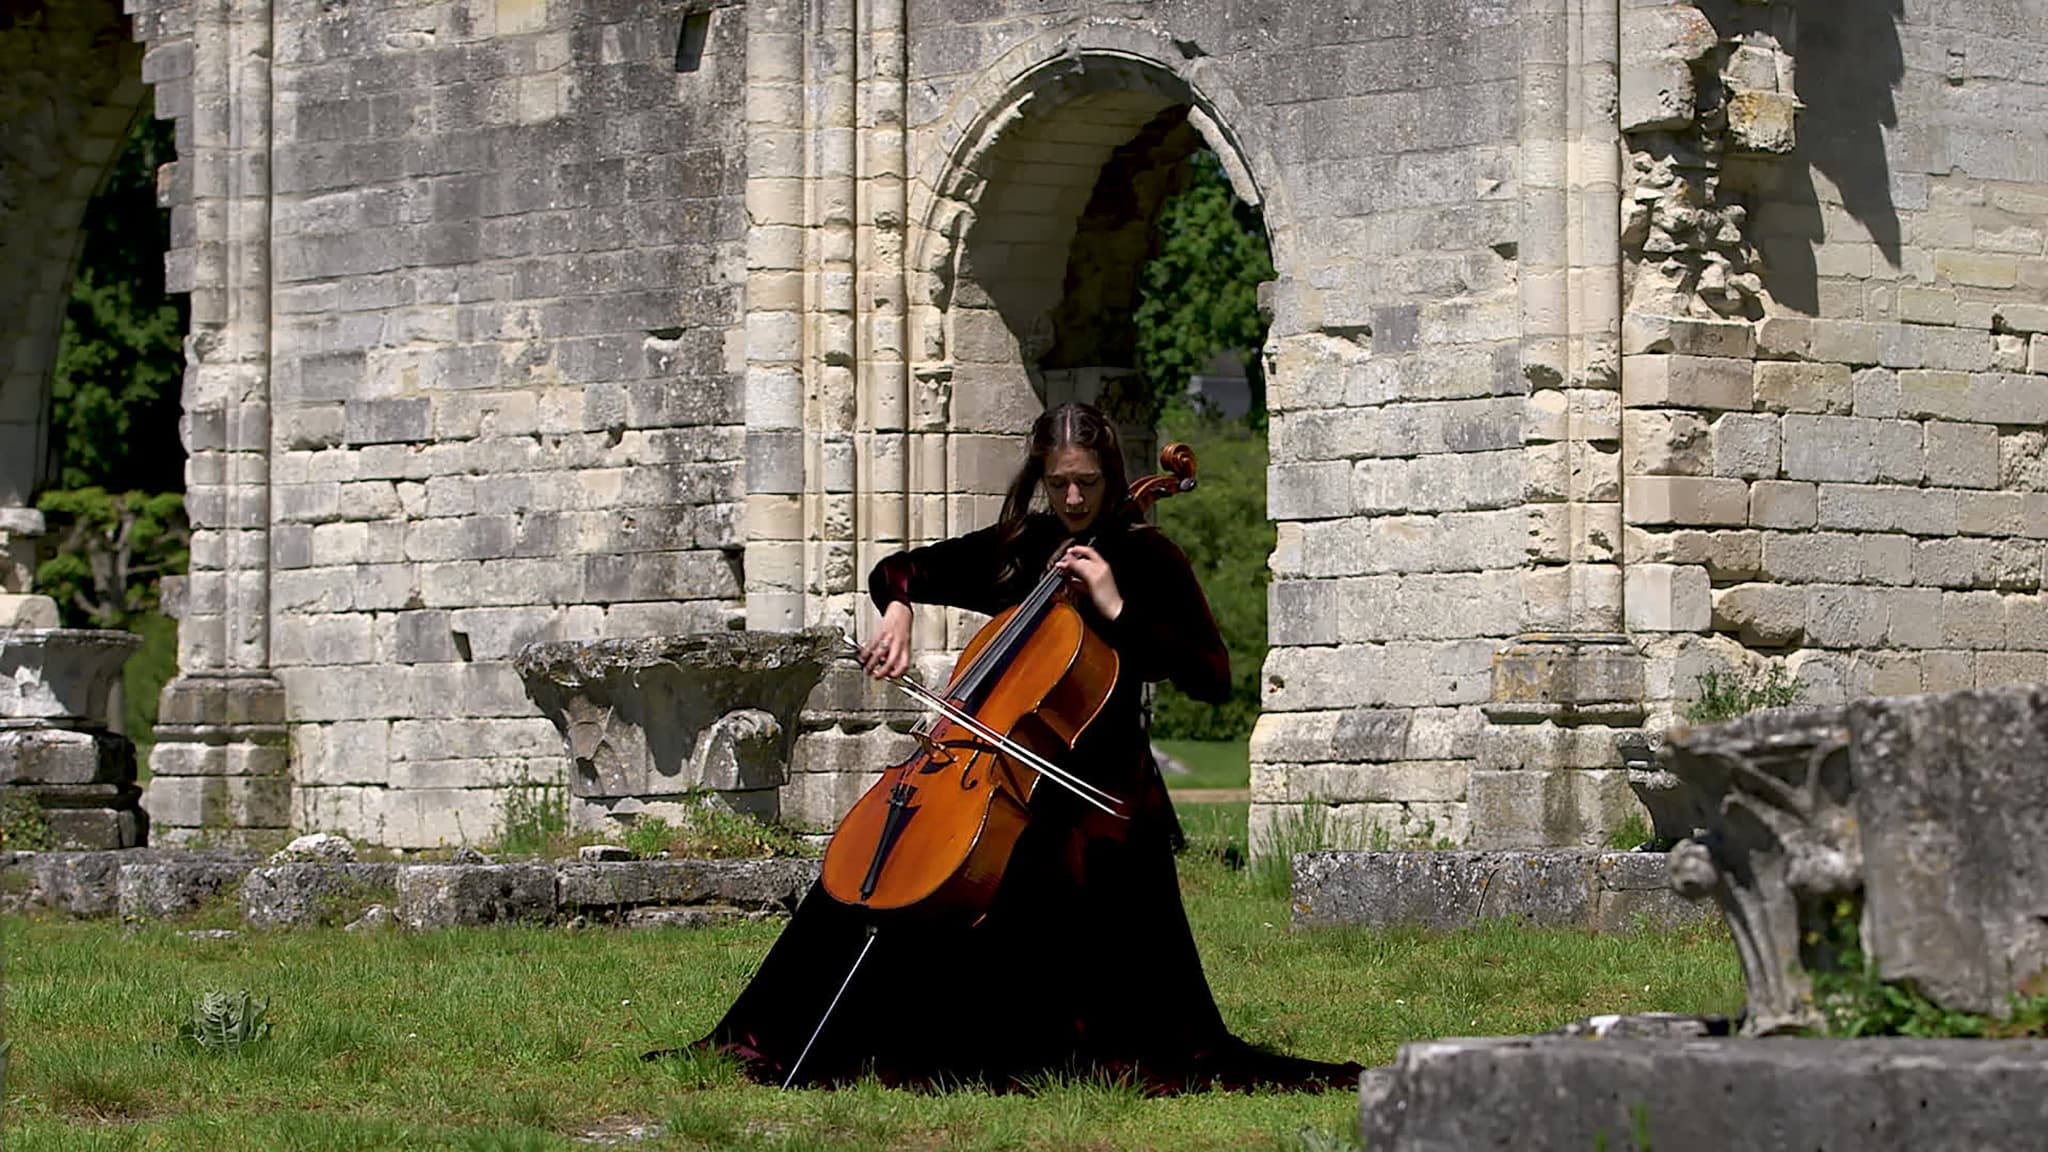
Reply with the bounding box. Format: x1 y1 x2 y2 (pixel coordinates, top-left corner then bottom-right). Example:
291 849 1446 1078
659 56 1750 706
687 513 1362 1093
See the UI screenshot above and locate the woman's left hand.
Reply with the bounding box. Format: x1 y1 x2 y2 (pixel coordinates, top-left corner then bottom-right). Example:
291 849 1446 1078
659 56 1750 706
1055 544 1123 621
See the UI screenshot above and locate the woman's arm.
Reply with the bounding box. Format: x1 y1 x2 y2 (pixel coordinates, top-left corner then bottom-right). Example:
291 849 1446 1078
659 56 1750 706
1093 528 1231 703
866 523 1015 617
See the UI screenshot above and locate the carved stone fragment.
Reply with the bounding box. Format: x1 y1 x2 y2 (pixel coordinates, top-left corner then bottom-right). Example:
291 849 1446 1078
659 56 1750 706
1662 685 2048 1035
515 630 837 828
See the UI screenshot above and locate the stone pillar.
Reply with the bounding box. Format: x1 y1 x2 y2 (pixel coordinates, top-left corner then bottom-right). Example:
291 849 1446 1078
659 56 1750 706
1615 0 1800 733
142 0 289 847
1475 0 1641 848
743 0 809 632
855 0 910 629
806 0 861 635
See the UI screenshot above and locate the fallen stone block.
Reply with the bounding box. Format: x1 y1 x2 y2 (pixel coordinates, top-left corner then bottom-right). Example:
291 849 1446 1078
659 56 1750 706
11 850 251 917
396 864 556 928
1291 850 1716 932
241 862 401 928
11 851 125 916
1361 1035 2048 1152
118 858 256 919
556 858 818 917
623 905 776 929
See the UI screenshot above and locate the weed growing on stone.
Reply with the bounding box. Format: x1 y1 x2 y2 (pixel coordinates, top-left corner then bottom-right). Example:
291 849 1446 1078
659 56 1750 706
1682 665 1804 725
620 801 815 861
494 776 571 857
0 791 51 850
1605 812 1654 851
1806 895 2048 1039
1249 801 1449 899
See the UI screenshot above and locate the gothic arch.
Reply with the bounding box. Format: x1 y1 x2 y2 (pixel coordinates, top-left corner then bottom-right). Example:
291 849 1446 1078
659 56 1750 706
905 32 1295 375
0 0 149 509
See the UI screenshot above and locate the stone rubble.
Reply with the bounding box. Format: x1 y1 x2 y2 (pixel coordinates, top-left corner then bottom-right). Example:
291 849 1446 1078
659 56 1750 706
0 849 820 930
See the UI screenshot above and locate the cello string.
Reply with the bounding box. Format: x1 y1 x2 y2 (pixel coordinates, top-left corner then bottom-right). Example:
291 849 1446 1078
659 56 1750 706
843 638 1124 814
874 668 1126 817
951 561 1063 703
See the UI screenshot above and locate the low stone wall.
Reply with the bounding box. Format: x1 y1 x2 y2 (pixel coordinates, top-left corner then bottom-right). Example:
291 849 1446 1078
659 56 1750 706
2 850 819 929
1360 1034 2048 1151
1292 849 1716 933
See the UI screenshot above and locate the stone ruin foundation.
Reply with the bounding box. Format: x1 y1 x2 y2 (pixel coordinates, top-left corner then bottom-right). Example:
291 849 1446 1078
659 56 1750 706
1359 682 2048 1150
0 512 147 850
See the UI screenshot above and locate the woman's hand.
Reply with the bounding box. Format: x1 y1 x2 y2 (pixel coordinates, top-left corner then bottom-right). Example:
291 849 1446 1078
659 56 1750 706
1054 544 1123 621
860 600 913 680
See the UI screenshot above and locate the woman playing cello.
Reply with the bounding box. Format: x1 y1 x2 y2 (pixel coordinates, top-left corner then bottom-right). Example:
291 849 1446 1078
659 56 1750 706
688 402 1360 1092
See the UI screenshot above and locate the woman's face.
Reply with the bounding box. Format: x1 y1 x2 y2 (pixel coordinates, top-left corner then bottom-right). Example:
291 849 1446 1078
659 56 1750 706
1043 445 1107 534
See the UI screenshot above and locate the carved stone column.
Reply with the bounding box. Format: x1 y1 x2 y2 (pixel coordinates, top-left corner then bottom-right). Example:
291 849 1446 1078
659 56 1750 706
141 0 289 846
1475 0 1638 847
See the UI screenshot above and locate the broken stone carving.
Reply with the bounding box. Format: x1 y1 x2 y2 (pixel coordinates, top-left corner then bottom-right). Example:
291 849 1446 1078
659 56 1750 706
1 624 146 849
515 630 838 831
1660 684 2048 1035
1620 0 1799 320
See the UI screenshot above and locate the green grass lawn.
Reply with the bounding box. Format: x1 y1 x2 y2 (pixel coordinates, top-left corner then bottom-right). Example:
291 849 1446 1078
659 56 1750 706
1155 739 1250 791
2 831 1742 1151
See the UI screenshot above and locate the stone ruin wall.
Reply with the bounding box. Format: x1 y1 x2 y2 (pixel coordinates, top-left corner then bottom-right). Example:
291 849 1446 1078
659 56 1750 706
1614 0 2048 818
4 0 2046 850
770 0 1533 846
116 0 754 846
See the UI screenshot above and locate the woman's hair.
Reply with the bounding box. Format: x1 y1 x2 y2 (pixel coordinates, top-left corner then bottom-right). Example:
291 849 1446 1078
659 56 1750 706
996 403 1131 555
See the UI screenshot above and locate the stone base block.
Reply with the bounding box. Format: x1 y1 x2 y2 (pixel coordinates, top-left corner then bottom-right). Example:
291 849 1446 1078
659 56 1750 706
2 849 254 916
1292 849 1716 932
1361 1036 2048 1151
0 725 134 785
145 774 293 831
1466 767 1647 849
396 863 556 928
572 788 778 834
43 806 146 850
556 858 818 915
240 863 401 928
117 859 257 918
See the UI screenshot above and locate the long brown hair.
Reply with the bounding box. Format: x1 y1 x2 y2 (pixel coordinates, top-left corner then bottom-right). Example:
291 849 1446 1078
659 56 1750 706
996 403 1131 565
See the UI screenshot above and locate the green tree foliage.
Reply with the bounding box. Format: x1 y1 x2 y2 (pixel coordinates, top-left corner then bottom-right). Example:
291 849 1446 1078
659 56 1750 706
1151 408 1271 741
33 489 188 629
1134 150 1275 426
47 110 187 493
1136 149 1276 741
32 110 188 756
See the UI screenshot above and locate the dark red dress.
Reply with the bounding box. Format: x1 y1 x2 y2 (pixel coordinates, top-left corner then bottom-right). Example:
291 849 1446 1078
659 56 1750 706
690 513 1361 1093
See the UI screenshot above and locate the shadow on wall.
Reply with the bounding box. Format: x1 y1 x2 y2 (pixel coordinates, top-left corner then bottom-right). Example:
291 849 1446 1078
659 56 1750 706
1742 0 1905 315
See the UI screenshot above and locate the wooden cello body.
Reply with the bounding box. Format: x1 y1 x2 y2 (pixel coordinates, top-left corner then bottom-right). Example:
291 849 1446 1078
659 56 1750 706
818 443 1197 923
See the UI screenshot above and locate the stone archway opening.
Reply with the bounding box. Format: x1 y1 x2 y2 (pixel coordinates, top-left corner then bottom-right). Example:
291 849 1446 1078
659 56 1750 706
1 1 186 849
918 63 1277 748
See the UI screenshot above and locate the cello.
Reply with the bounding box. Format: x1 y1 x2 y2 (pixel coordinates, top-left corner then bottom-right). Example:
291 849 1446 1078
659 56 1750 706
819 441 1200 921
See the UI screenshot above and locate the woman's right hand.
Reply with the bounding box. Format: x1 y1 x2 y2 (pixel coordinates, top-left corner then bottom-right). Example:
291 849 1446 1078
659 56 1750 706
860 601 913 680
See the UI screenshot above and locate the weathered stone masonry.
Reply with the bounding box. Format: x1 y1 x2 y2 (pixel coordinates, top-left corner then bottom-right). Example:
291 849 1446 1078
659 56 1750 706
2 0 2044 850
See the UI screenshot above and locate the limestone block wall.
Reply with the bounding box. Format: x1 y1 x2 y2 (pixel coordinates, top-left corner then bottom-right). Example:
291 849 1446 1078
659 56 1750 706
1619 3 2048 731
881 1 1526 849
187 1 750 846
